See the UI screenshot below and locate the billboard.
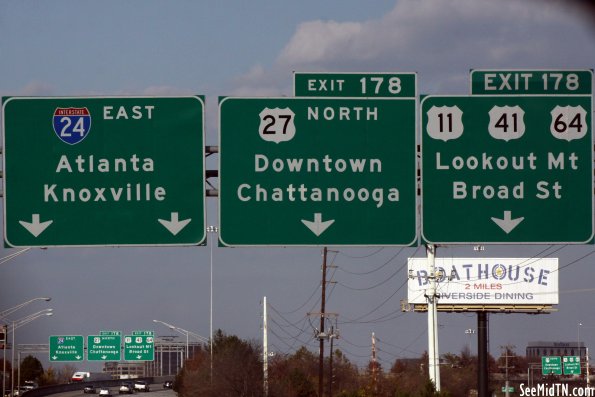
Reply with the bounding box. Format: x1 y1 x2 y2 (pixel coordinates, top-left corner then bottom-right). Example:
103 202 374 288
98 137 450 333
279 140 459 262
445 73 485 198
407 258 558 306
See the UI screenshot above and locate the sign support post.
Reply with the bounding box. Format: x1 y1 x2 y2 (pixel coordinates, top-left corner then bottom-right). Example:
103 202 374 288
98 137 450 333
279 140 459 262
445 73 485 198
426 244 440 391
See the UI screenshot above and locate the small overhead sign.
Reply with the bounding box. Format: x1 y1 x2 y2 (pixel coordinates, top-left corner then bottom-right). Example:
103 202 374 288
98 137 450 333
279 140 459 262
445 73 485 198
49 335 84 362
87 331 122 361
124 331 154 361
470 69 592 95
542 356 562 375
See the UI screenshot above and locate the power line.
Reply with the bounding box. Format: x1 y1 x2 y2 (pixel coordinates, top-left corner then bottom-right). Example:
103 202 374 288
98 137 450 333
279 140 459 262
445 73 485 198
336 247 405 276
336 247 385 259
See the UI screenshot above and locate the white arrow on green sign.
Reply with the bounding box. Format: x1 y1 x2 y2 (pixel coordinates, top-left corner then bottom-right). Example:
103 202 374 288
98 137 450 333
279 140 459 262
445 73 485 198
49 335 84 362
421 94 593 244
2 96 206 247
219 97 417 246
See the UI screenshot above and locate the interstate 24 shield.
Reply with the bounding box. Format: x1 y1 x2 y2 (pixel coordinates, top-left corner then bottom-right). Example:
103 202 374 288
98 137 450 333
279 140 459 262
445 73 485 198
52 107 92 145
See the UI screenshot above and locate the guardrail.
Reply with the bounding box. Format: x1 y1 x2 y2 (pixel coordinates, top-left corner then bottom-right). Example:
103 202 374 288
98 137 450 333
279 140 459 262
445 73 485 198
20 378 160 397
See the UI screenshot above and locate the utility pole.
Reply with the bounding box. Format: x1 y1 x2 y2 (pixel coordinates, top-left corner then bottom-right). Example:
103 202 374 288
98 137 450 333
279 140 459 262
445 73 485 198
587 347 590 387
329 326 335 397
318 247 327 397
371 332 378 395
263 296 268 397
307 248 339 397
499 344 515 397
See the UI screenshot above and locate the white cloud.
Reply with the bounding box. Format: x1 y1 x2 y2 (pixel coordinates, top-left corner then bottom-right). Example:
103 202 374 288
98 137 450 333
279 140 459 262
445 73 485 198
19 81 55 96
140 85 195 96
227 64 290 97
277 20 364 65
234 0 595 95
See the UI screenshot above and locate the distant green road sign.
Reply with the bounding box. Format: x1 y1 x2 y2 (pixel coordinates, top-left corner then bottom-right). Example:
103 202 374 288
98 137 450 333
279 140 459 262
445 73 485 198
124 331 154 361
2 96 205 247
563 356 581 375
87 331 121 361
470 69 593 95
294 72 417 98
49 335 84 362
542 356 562 375
219 97 417 246
421 94 593 244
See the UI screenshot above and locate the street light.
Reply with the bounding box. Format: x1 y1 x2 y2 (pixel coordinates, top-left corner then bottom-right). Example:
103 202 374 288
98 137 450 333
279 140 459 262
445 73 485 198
153 320 209 368
153 319 188 367
1 297 51 397
578 322 583 358
0 297 51 320
10 309 53 396
0 248 31 268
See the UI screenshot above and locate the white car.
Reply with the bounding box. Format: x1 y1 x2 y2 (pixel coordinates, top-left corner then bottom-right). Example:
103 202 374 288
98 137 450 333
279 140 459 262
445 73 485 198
119 383 134 394
99 388 112 397
133 381 149 392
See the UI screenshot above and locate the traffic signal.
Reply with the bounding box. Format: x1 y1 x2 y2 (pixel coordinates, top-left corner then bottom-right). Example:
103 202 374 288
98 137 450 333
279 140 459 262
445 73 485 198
0 324 6 349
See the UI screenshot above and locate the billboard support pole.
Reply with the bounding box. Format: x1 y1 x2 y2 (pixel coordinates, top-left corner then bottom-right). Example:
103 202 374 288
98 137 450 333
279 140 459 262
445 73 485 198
426 244 440 391
478 312 489 397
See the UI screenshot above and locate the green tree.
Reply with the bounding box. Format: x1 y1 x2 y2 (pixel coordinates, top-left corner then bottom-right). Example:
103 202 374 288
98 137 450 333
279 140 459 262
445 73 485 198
329 349 361 395
20 355 43 383
268 347 318 397
177 329 263 397
387 355 426 396
38 366 56 386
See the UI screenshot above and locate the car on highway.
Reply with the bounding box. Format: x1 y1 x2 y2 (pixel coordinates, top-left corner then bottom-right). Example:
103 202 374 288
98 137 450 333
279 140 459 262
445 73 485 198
163 381 173 389
12 387 29 397
23 381 37 391
133 381 149 392
83 385 97 394
99 388 112 397
119 383 134 394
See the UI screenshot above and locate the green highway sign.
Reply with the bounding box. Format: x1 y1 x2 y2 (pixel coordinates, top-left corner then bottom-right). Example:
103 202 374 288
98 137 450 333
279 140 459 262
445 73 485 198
542 356 562 375
49 335 84 362
294 72 417 98
219 97 417 246
124 331 154 361
87 331 121 361
421 95 593 244
470 69 593 95
2 96 205 247
563 356 581 375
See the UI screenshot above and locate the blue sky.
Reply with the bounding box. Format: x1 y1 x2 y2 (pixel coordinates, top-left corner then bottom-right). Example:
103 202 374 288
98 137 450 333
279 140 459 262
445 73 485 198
1 0 595 373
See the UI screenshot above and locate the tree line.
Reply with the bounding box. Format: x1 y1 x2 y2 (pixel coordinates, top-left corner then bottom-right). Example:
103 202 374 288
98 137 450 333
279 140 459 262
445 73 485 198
8 330 579 397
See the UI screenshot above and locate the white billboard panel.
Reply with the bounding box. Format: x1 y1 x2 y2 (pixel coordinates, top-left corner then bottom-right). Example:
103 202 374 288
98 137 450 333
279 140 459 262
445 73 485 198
407 258 558 305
